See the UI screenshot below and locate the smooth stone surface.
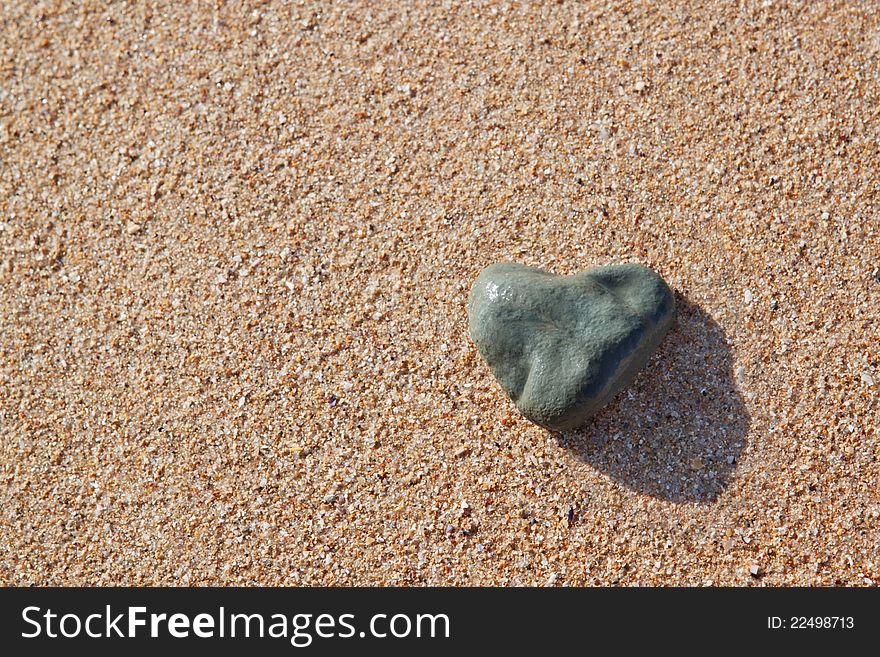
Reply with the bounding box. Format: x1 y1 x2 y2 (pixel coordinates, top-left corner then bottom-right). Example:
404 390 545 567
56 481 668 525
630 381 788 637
468 262 675 431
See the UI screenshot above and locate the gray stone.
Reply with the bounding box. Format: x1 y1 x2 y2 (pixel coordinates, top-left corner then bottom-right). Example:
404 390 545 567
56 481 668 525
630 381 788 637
467 262 675 431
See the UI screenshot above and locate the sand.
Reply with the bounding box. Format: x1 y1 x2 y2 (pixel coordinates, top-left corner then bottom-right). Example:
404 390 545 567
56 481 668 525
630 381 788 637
1 0 878 586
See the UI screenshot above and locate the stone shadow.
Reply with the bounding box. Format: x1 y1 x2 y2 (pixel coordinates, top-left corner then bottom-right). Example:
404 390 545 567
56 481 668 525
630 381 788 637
554 294 749 503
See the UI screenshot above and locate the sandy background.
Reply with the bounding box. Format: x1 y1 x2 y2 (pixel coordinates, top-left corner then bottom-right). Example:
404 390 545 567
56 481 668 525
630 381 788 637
2 0 879 586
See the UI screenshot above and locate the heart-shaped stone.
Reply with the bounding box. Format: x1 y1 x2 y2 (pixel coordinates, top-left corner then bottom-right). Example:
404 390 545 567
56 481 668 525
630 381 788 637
468 262 675 431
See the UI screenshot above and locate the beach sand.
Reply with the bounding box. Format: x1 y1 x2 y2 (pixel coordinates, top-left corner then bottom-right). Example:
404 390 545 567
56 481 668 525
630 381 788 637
1 0 879 585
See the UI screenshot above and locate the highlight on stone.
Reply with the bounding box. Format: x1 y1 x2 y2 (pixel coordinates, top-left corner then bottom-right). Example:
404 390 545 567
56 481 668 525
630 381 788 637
468 263 675 431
